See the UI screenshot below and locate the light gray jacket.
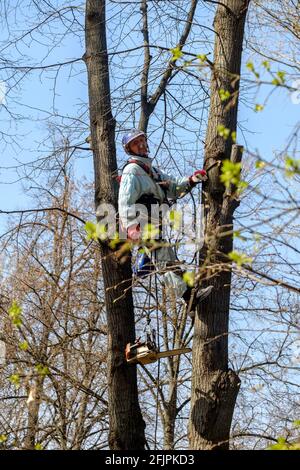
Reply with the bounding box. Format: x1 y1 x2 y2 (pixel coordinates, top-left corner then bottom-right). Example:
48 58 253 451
118 155 192 230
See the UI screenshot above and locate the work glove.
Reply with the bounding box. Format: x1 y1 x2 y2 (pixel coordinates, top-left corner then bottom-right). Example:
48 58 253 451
127 224 141 242
189 169 208 185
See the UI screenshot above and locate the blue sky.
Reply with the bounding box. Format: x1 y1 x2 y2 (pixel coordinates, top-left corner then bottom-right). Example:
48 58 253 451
239 80 299 159
0 1 299 225
0 1 299 444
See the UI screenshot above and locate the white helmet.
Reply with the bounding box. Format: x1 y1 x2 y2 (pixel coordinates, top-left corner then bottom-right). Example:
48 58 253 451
122 129 147 155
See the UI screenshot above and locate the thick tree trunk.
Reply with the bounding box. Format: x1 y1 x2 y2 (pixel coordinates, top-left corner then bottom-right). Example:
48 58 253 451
189 0 250 450
84 0 145 450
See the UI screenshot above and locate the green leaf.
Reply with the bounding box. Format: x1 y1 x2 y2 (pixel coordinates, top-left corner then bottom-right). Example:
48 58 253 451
255 160 266 169
268 420 300 450
254 104 264 112
109 232 121 250
217 125 231 140
169 210 182 230
183 271 195 287
228 251 252 267
284 156 300 177
170 47 183 62
262 60 271 71
0 434 7 443
246 61 255 72
233 230 247 241
246 61 260 79
276 70 286 84
218 89 231 102
268 437 290 450
19 341 28 351
9 374 20 388
220 160 242 188
290 442 300 450
142 223 159 242
34 443 43 450
231 131 236 143
84 221 97 241
35 364 50 377
8 301 22 328
254 233 262 242
272 71 286 86
236 180 249 194
96 223 108 241
197 54 207 63
84 221 109 241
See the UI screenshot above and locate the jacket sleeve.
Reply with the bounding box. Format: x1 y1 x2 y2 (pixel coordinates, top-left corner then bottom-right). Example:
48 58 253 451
118 169 143 230
158 169 192 200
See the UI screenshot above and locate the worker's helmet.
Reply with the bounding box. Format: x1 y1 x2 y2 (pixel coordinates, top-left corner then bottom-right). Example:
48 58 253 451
122 129 147 155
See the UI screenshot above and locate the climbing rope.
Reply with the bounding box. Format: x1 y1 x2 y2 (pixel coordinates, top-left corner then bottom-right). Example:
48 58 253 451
153 269 160 450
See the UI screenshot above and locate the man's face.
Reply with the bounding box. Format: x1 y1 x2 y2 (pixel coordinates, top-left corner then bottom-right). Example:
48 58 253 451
128 135 148 156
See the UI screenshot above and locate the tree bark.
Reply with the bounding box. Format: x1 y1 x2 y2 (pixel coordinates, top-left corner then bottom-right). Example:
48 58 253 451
24 376 43 450
189 0 250 450
84 0 145 450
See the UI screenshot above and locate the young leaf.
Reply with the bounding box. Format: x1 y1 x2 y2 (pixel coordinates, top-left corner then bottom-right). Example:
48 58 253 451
228 251 252 267
84 221 97 241
217 125 231 140
9 374 20 388
254 104 264 112
142 223 159 242
170 47 183 61
220 160 242 188
255 160 266 169
183 271 195 287
218 89 231 102
19 341 28 351
8 301 22 328
197 54 207 63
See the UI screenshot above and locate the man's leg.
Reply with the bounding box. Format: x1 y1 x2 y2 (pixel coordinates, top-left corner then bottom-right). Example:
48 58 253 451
154 246 213 314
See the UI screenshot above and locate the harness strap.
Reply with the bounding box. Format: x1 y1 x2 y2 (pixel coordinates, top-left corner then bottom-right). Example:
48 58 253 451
127 159 153 178
125 159 170 204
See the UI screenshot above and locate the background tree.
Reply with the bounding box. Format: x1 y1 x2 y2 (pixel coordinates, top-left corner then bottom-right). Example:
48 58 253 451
189 0 250 450
0 0 299 450
84 0 146 450
0 143 108 450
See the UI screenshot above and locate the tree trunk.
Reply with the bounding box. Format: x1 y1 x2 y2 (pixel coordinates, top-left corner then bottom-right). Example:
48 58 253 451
84 0 145 450
189 0 250 450
163 377 178 450
24 376 43 450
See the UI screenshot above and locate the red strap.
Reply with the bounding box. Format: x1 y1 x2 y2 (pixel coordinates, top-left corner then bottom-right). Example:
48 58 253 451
115 160 152 184
127 159 152 177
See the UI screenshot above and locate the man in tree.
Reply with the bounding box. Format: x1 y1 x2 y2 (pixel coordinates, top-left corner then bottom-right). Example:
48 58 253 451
118 129 213 317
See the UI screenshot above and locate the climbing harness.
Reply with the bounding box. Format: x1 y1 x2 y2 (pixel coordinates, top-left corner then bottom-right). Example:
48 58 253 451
116 158 171 205
120 155 219 366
